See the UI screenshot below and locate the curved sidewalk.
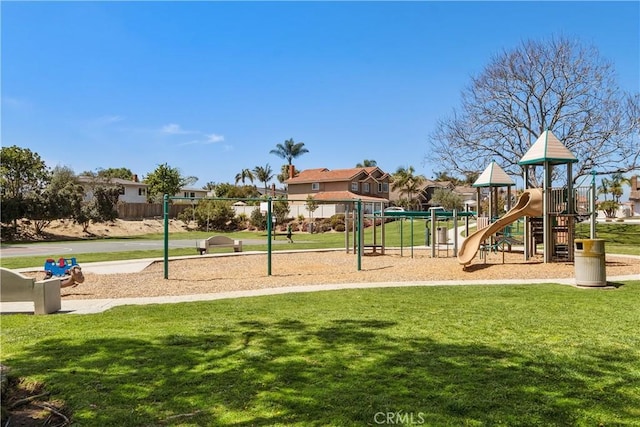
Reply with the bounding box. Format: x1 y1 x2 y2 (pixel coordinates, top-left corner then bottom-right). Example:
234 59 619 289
2 273 639 315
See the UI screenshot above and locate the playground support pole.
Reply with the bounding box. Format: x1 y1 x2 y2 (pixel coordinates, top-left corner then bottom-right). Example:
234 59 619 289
345 206 350 253
523 167 530 260
357 199 362 271
453 209 458 257
410 217 414 259
431 208 436 258
381 206 386 255
590 170 597 239
543 161 551 263
266 198 272 276
163 194 169 279
400 218 404 257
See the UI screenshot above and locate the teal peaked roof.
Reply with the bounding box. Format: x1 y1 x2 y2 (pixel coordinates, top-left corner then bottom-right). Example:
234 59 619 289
472 161 515 187
519 130 578 165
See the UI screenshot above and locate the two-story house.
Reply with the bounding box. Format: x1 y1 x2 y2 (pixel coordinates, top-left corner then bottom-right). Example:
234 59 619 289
286 167 391 215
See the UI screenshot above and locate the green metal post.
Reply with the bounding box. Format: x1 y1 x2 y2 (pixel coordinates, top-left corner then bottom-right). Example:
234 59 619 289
410 217 414 259
591 170 597 239
400 218 404 257
267 197 272 276
357 199 362 271
163 194 169 279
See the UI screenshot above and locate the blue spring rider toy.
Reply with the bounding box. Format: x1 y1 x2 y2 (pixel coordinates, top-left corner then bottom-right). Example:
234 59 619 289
44 257 79 279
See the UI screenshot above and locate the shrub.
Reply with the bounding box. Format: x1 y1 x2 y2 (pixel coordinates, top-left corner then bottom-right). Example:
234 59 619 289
192 199 238 231
250 208 267 230
330 214 345 230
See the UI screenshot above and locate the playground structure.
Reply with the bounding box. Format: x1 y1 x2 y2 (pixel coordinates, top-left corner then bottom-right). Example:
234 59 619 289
161 133 596 279
458 130 595 266
344 205 476 258
44 257 85 288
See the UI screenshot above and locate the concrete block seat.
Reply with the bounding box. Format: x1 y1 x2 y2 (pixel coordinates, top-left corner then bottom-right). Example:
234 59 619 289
1 267 61 314
197 236 243 255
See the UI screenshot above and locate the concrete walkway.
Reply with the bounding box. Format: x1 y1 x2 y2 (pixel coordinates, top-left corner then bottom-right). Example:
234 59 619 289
3 250 639 316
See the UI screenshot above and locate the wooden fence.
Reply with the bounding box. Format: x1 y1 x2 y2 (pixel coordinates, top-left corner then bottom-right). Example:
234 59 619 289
117 203 191 219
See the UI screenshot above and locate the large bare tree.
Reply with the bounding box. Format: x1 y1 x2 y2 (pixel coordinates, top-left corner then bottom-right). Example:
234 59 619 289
427 36 639 186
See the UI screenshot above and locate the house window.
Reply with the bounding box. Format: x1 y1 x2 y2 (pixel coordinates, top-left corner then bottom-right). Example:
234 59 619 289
363 183 370 193
382 183 389 192
138 188 146 196
183 192 196 198
311 182 320 191
351 182 359 192
378 183 383 192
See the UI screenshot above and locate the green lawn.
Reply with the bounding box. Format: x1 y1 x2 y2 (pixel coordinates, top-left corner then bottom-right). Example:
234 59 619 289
2 282 640 426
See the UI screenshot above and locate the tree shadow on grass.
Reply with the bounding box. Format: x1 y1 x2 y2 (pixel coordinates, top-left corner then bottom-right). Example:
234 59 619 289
5 318 639 426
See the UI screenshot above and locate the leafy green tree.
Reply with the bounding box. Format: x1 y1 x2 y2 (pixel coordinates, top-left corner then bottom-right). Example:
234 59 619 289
430 188 464 211
0 145 49 198
273 197 291 224
46 166 85 220
305 195 319 221
213 182 260 201
96 167 134 180
144 163 194 202
0 146 50 229
249 208 267 230
235 168 255 185
356 159 377 168
253 164 274 194
391 166 426 210
183 199 238 231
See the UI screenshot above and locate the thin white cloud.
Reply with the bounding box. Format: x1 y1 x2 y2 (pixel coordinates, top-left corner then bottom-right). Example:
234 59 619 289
206 133 225 143
161 123 196 135
161 123 225 146
176 140 201 147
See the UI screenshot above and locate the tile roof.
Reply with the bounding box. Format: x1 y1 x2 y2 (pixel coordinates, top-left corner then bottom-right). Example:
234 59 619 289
309 191 389 202
287 167 387 184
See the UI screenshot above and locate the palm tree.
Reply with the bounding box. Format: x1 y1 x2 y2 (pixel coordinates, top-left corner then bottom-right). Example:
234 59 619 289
610 173 631 203
391 166 426 210
356 159 377 168
270 138 309 167
598 177 612 201
235 168 255 185
253 164 274 194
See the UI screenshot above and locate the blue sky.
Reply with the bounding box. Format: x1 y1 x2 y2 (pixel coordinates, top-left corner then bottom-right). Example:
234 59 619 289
2 1 638 189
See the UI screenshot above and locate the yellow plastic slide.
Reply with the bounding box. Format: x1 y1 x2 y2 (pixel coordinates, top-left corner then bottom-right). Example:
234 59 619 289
457 188 543 266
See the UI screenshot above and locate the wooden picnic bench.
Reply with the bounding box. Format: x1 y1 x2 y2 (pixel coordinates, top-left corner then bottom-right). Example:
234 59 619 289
197 236 243 255
0 267 62 314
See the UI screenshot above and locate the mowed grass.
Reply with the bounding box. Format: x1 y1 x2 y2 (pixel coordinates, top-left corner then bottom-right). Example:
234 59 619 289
2 282 640 426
